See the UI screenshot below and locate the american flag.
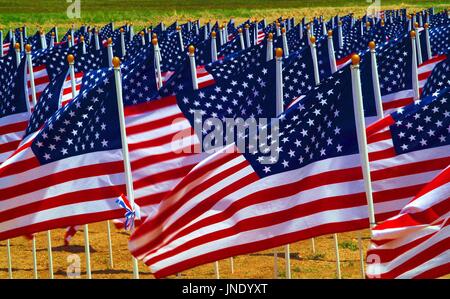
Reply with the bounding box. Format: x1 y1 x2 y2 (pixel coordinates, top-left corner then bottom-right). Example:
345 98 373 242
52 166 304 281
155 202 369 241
128 66 372 277
0 66 128 240
124 49 277 219
0 51 30 163
367 86 450 223
366 161 449 279
158 31 184 72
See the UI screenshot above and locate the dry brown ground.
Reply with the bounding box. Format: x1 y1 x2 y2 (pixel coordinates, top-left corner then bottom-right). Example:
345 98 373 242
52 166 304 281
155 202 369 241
1 222 448 279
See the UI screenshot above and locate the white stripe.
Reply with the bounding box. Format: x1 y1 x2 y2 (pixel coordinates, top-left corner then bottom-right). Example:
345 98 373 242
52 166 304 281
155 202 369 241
381 89 414 103
127 118 193 145
125 104 182 128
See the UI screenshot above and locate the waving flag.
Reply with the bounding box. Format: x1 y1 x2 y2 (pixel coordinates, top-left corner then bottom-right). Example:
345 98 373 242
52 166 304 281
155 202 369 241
367 87 450 222
367 164 449 279
0 67 128 240
128 66 373 278
0 51 30 163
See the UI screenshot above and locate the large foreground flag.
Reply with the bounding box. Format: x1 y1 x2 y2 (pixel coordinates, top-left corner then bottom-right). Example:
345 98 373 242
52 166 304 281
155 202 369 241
0 67 128 240
366 164 449 279
129 66 373 277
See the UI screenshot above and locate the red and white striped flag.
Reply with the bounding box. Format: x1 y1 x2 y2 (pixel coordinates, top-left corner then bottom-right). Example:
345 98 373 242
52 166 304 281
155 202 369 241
367 164 449 279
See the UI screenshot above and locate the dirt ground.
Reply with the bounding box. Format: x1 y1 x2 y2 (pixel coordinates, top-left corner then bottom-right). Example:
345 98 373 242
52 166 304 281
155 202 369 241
0 222 430 279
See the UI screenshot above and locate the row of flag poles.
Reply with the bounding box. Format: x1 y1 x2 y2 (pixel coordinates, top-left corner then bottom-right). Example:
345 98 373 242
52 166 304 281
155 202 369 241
0 7 449 279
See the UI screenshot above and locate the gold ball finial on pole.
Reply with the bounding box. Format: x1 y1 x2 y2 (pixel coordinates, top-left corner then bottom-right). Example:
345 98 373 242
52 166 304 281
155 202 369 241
327 30 333 37
152 38 158 45
67 54 74 64
15 43 20 50
275 48 283 58
25 44 32 53
410 30 416 38
112 56 121 68
424 23 429 29
211 31 216 38
309 36 316 44
268 33 273 40
188 45 195 55
107 37 113 45
351 54 360 65
281 27 286 34
368 41 376 50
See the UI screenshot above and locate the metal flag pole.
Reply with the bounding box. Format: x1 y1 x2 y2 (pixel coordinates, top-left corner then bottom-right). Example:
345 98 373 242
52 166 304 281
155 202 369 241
95 29 100 50
309 36 320 86
39 30 47 50
211 31 218 62
350 54 377 230
68 35 72 48
19 28 24 52
327 30 337 73
214 261 220 279
424 23 432 61
177 26 184 50
107 38 114 67
31 235 38 279
369 41 384 120
120 28 126 58
333 234 342 279
50 32 55 48
80 36 86 54
238 28 245 50
414 23 423 65
410 31 420 101
0 29 3 57
322 20 327 36
281 28 289 57
243 24 251 48
25 44 37 108
275 47 291 279
188 45 199 90
230 256 234 274
153 38 163 89
140 31 146 46
266 33 273 61
112 56 140 279
6 239 12 278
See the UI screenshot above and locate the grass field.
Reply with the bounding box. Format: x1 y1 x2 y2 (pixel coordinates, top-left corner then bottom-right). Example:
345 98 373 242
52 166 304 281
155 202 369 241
0 0 449 37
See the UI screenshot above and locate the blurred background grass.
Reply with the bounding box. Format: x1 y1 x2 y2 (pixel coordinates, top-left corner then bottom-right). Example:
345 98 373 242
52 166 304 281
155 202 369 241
0 0 448 38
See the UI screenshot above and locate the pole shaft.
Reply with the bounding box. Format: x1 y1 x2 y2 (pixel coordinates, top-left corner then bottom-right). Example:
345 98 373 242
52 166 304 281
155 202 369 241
370 49 384 119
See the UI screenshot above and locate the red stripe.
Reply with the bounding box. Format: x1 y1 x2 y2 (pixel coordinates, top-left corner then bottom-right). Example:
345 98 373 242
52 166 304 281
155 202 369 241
134 163 195 190
135 191 171 207
367 130 392 144
198 79 216 89
126 112 185 136
366 115 395 137
0 209 124 241
382 97 414 111
0 157 40 178
144 174 367 260
124 95 177 117
413 262 450 279
131 145 197 171
368 147 396 161
0 160 125 201
371 156 450 182
0 140 21 154
376 237 450 278
0 185 126 222
128 127 194 152
149 218 370 278
0 121 28 135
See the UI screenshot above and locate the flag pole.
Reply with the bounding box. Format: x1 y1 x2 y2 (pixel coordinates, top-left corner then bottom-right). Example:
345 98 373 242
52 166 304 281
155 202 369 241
281 28 289 57
245 24 251 48
414 23 423 65
25 44 37 108
410 31 420 101
39 30 47 50
337 21 343 49
238 28 245 50
120 28 126 58
369 41 384 119
333 234 342 279
67 54 92 279
350 54 376 229
275 47 291 279
153 38 163 89
94 28 100 50
107 38 114 67
176 26 184 50
112 56 140 279
266 33 273 61
188 45 198 90
46 230 54 279
424 23 432 61
6 239 12 278
140 31 146 46
211 31 218 62
80 36 86 54
327 30 337 73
